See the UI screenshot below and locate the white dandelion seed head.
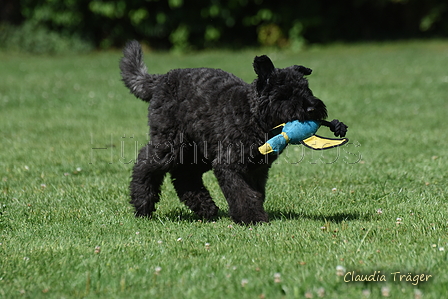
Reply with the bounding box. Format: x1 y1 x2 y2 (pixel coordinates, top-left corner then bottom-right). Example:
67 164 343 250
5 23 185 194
317 287 325 297
414 289 423 299
381 286 390 297
336 265 346 276
274 272 281 283
362 289 371 297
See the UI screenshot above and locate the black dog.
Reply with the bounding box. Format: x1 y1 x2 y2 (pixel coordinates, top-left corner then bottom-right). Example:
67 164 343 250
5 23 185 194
120 40 345 224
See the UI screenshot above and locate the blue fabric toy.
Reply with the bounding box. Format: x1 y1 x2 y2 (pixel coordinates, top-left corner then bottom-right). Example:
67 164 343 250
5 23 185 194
258 119 348 155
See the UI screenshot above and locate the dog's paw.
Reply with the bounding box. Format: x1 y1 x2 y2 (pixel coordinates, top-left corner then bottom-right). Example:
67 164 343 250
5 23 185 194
328 119 348 137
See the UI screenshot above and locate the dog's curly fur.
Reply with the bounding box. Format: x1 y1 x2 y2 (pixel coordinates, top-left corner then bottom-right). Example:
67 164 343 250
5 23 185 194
120 40 328 224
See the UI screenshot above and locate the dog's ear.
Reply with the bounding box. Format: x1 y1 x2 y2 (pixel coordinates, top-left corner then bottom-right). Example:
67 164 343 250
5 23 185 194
253 55 275 92
295 65 312 76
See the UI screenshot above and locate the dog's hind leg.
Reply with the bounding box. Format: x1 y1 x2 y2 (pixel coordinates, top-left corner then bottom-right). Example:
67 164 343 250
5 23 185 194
129 144 170 217
213 166 269 224
170 165 218 220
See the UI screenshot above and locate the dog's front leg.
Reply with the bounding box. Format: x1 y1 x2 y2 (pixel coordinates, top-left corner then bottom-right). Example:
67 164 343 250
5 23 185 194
213 166 268 224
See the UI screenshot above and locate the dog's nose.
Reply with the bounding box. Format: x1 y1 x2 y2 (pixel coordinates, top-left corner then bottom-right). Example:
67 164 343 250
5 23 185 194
307 107 315 112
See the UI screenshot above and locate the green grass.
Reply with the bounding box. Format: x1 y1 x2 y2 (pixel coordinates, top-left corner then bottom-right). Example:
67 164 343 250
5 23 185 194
1 40 448 298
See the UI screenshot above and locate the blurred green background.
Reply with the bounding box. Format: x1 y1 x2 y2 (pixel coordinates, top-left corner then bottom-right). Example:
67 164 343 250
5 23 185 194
1 0 448 53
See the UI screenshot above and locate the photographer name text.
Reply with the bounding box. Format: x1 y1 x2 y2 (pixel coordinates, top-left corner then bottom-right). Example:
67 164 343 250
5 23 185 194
344 271 432 285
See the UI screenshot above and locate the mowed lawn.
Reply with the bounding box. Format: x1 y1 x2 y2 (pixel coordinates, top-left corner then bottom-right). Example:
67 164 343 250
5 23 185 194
1 40 448 298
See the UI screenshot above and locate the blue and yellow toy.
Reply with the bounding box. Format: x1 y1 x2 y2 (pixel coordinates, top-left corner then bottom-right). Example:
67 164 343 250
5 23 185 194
259 119 348 155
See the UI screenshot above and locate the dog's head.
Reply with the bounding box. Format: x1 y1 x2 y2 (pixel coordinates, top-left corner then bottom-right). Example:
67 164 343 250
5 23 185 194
253 55 327 129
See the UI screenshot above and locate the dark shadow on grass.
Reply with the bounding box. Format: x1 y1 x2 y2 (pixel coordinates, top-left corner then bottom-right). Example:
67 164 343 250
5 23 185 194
267 210 370 223
153 208 230 223
152 208 370 225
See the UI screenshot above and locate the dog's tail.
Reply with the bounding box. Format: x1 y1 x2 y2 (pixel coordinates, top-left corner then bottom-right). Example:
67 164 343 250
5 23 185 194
119 40 157 102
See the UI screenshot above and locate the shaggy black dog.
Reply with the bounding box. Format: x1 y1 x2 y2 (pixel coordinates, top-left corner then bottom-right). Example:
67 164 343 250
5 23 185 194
120 40 342 224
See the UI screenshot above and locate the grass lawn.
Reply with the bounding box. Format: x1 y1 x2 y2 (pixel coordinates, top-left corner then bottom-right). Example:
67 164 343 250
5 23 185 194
1 40 448 298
